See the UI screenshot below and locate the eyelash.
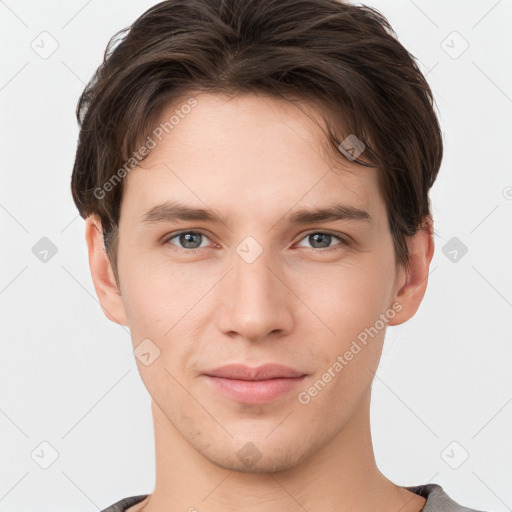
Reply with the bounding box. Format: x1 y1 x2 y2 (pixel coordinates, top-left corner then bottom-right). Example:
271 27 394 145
161 230 349 255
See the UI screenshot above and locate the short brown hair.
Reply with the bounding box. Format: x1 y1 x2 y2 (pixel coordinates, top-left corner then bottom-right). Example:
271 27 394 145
71 0 443 286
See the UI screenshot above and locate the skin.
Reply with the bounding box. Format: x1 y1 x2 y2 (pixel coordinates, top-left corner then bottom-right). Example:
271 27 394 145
85 92 434 512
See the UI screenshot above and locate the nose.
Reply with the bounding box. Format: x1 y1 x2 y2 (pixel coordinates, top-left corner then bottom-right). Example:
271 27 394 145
215 244 294 343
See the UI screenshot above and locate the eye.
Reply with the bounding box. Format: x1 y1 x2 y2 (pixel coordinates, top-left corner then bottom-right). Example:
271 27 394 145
295 231 348 252
163 231 212 251
162 230 349 254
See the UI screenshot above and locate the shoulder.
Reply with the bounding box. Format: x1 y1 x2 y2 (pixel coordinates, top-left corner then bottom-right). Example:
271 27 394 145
100 494 149 512
404 483 491 512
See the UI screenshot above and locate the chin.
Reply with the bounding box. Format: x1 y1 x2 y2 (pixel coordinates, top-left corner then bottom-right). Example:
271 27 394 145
199 436 316 475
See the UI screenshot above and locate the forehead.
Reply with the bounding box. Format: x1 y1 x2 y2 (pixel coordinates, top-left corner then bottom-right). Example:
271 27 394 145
151 91 346 164
120 92 385 228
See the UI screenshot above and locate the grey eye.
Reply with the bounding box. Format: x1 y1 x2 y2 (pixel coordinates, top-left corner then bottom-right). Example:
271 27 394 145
166 231 210 250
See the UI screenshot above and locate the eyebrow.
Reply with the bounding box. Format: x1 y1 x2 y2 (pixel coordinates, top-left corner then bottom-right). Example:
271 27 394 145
140 200 371 226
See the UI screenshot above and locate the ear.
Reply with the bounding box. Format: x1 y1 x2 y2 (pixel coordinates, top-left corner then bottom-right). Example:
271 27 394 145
387 216 435 326
84 215 129 326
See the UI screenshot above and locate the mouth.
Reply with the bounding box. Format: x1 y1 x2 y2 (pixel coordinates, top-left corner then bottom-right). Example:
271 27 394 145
202 363 308 404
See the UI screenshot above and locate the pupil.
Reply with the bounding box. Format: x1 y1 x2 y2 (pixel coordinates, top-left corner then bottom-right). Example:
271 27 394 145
311 233 330 248
181 233 201 248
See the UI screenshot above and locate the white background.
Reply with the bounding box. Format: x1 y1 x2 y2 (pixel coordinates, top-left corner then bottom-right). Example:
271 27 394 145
0 1 511 511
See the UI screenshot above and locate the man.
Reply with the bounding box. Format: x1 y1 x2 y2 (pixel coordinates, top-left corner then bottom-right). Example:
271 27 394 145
70 0 487 510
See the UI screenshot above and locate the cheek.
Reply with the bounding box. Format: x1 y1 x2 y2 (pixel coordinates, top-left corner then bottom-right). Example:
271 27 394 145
118 244 188 322
290 258 394 386
120 260 211 373
295 258 394 332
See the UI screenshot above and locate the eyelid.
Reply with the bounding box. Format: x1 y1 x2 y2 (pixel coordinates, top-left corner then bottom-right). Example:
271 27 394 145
296 229 347 240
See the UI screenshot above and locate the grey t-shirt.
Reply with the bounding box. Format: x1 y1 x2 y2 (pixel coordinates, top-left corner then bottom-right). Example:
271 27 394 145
100 483 488 512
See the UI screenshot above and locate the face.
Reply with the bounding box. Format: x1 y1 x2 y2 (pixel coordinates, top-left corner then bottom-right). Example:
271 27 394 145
91 92 424 473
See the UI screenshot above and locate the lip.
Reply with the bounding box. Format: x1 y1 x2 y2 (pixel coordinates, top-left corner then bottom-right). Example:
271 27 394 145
204 363 306 380
203 364 308 404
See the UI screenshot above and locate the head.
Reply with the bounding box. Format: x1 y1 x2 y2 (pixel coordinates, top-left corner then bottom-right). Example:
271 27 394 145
71 0 442 473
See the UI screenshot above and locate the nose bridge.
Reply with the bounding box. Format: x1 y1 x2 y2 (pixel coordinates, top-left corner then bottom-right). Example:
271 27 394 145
217 238 293 342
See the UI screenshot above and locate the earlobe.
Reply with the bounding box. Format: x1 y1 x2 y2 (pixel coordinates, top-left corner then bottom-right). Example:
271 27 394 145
84 215 129 326
387 217 435 327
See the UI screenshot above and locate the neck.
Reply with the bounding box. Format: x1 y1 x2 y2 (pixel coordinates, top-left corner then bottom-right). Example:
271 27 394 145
137 390 425 512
